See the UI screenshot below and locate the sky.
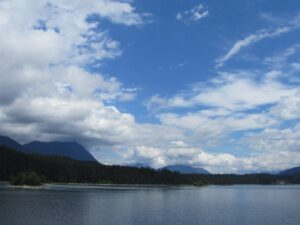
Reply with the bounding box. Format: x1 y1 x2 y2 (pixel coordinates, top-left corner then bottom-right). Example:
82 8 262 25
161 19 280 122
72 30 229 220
1 0 300 173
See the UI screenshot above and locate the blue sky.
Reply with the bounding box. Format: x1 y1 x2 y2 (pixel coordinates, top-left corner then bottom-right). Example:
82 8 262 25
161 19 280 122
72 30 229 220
97 0 300 118
1 0 300 173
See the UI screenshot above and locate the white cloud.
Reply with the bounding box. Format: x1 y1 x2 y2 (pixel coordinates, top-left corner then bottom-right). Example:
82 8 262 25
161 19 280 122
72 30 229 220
247 125 300 153
270 93 300 120
0 1 144 145
146 71 298 111
157 110 276 147
264 44 300 69
176 4 208 24
216 13 300 68
122 140 300 173
123 143 234 172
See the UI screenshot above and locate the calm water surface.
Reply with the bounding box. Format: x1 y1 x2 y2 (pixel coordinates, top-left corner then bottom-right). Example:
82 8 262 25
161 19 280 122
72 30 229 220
0 184 299 225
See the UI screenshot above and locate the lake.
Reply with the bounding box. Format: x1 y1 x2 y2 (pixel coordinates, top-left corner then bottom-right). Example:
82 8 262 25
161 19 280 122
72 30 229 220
0 184 299 225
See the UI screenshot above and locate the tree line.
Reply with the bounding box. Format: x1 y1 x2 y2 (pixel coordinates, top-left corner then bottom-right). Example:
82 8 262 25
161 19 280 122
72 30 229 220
0 146 299 186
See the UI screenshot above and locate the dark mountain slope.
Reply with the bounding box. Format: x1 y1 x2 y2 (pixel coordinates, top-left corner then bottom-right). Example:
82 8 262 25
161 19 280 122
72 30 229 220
279 166 300 175
0 136 23 151
22 141 97 162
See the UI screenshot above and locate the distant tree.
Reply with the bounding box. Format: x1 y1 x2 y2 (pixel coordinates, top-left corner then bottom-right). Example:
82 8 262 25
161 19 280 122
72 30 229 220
10 171 43 186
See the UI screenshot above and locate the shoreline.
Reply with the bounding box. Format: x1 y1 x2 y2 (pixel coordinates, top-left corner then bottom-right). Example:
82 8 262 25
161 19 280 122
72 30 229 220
0 181 194 190
1 181 299 191
0 181 47 190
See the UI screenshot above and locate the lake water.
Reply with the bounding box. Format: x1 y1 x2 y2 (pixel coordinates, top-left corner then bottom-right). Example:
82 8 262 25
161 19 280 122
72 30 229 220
0 184 299 225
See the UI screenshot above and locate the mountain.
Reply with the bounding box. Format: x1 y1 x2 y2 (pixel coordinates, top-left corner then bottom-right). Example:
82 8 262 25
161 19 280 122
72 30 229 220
279 166 300 175
162 164 210 174
0 135 23 151
22 141 97 162
0 135 97 162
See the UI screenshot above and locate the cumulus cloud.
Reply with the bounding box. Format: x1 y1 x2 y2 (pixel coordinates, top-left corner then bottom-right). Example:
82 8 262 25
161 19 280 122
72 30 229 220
176 4 208 24
122 140 300 173
125 144 232 172
0 0 143 144
239 125 300 171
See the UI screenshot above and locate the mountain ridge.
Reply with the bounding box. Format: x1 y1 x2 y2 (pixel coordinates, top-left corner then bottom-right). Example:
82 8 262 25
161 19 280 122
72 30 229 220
279 166 300 175
0 135 97 162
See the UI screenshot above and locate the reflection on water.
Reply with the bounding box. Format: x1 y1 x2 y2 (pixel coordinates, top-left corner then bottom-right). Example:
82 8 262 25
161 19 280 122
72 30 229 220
0 185 299 225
